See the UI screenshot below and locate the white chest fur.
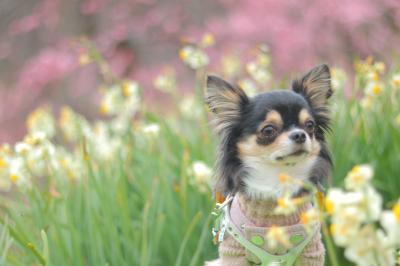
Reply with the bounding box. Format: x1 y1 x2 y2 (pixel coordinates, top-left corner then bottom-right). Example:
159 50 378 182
242 155 317 199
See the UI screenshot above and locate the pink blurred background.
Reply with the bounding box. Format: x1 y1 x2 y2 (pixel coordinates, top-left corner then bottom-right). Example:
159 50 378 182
1 0 400 143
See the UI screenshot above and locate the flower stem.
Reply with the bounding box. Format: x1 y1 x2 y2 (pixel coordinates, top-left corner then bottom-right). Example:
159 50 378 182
321 219 340 266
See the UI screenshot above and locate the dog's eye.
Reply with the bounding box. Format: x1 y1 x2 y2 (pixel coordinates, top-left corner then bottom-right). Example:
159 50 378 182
261 125 277 137
305 120 315 132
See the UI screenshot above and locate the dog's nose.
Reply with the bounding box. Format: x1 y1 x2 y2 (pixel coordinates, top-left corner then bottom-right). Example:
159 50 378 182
290 130 306 144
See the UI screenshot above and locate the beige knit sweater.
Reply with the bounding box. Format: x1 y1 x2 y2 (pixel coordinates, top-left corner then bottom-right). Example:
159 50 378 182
211 193 325 266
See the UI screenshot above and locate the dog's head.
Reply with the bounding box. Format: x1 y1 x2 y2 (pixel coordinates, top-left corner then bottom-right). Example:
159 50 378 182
206 64 333 197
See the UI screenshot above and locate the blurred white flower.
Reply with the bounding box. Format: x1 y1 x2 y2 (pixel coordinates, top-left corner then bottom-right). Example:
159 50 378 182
221 53 241 78
300 208 320 228
27 141 57 177
325 165 397 265
374 62 385 74
344 225 394 266
331 67 347 91
391 73 400 89
266 225 291 250
363 186 383 221
327 187 382 225
24 131 47 145
141 123 160 136
200 33 215 48
360 96 373 109
8 157 30 189
154 68 177 93
238 78 258 97
100 85 123 115
110 114 131 134
345 164 374 190
380 201 400 245
89 122 122 161
121 80 140 98
246 61 271 85
188 161 212 193
245 47 271 86
100 81 140 116
179 46 209 69
179 96 203 119
15 142 31 155
57 148 84 181
330 206 364 246
26 107 56 138
365 82 383 97
274 192 298 215
0 155 10 191
59 106 91 142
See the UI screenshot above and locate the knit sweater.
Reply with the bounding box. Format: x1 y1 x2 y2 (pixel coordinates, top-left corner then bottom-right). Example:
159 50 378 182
214 193 325 266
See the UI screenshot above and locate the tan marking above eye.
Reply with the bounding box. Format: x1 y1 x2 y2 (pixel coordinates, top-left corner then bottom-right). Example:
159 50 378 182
258 110 283 131
299 109 313 126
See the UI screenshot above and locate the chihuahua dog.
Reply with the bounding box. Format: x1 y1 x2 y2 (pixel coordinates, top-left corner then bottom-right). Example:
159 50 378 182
205 64 332 266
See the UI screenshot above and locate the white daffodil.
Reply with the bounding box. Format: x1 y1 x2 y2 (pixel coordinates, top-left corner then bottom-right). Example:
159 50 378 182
221 53 241 78
360 96 373 109
26 141 57 177
266 225 291 250
363 186 382 221
59 106 91 142
179 46 209 69
300 208 321 227
326 188 364 210
238 78 258 97
110 114 131 134
344 226 395 266
141 123 160 136
345 164 374 190
100 85 124 115
179 96 203 119
89 122 122 162
380 202 400 245
121 81 140 115
274 192 298 215
391 73 400 89
330 206 365 246
99 81 140 117
8 157 30 189
56 148 84 181
246 62 271 85
154 69 177 93
26 107 56 138
0 155 10 191
15 142 31 155
331 67 346 91
365 81 383 97
188 161 212 193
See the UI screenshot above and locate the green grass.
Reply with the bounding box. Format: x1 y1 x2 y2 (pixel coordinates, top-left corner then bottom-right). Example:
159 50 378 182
0 60 399 266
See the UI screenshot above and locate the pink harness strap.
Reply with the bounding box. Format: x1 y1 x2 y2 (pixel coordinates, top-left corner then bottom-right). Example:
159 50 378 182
230 195 255 230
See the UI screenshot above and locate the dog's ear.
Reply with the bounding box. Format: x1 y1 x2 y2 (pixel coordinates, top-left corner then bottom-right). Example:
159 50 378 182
292 64 333 110
206 75 249 196
205 75 249 134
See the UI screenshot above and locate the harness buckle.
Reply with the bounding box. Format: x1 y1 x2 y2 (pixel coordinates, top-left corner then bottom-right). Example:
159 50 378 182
211 195 233 244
